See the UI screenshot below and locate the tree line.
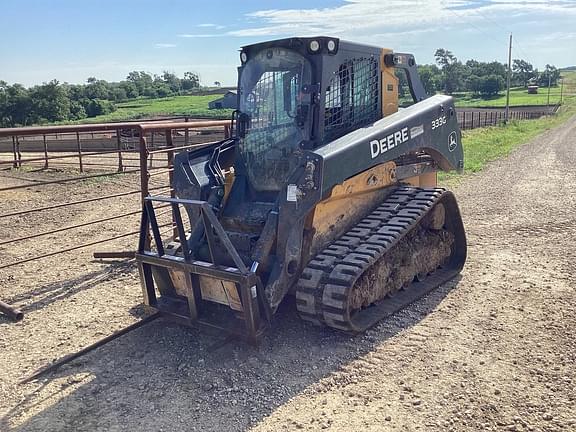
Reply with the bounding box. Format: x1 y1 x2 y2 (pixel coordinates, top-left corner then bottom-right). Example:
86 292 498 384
409 49 561 97
0 71 200 127
0 50 563 128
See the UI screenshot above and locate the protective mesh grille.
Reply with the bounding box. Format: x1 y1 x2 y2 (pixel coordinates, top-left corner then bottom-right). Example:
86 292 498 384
324 57 379 143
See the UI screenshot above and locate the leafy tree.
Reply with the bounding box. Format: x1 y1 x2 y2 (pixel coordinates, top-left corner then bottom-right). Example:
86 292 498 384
478 74 505 96
85 77 111 100
512 59 536 87
120 81 139 99
161 71 181 93
0 69 205 126
466 75 482 95
0 80 8 126
434 48 456 68
127 71 154 96
29 80 71 122
85 99 116 117
69 100 87 120
466 60 506 82
395 69 409 98
153 82 172 98
417 64 441 94
538 64 561 87
434 48 465 94
110 85 127 101
182 71 200 90
4 83 33 126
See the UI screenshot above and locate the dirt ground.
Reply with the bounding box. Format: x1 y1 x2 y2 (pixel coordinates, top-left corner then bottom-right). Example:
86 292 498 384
1 115 576 432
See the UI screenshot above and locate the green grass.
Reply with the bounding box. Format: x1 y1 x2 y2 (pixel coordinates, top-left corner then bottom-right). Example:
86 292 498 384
440 73 576 185
72 95 233 124
453 86 564 108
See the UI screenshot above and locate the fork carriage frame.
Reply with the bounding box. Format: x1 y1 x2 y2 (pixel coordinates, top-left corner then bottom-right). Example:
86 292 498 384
136 196 271 344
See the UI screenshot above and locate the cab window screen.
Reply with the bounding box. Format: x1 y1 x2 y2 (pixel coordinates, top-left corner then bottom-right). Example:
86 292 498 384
324 57 379 143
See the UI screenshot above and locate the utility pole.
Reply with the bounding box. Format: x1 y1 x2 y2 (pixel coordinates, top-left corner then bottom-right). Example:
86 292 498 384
547 73 551 108
505 33 512 123
560 77 564 104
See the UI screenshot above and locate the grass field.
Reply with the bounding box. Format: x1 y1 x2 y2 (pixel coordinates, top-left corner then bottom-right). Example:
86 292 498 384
454 85 564 108
454 71 576 108
440 71 576 184
81 95 233 123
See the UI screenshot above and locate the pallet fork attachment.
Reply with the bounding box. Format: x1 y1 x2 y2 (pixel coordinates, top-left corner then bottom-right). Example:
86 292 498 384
135 196 271 344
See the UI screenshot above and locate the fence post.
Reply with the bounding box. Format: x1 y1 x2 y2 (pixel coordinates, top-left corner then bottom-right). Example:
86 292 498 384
165 127 177 240
483 112 487 127
477 112 481 128
139 134 149 199
16 136 22 167
11 136 18 168
149 131 155 169
139 133 150 249
43 134 49 169
76 132 83 172
116 129 124 172
184 116 189 147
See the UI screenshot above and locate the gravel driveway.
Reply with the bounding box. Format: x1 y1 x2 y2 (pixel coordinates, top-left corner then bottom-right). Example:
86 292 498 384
1 115 575 431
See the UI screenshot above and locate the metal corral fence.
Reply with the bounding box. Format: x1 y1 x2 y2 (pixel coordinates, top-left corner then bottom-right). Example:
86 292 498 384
0 118 228 172
457 105 558 130
0 120 230 319
0 104 560 319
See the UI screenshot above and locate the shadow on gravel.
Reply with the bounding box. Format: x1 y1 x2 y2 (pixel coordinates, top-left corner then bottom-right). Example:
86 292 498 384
3 261 134 314
3 277 461 432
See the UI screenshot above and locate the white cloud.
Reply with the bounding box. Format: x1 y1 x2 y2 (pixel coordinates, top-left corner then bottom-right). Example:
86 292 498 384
198 23 225 30
177 33 224 38
224 0 576 38
155 43 177 48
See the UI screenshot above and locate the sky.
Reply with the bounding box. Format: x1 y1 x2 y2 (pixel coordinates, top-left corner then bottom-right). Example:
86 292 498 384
1 0 575 87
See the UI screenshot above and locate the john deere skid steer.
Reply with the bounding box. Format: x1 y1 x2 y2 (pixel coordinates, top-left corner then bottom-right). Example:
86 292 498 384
136 37 467 343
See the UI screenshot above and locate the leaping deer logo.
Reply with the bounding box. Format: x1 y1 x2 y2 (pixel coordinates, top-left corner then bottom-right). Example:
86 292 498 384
448 131 458 152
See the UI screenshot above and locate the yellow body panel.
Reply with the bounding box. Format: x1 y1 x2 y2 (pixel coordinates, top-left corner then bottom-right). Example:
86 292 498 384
380 48 399 116
404 172 438 187
309 162 396 256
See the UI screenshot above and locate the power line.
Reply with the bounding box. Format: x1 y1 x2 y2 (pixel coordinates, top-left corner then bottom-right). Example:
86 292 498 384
512 39 536 65
471 6 511 34
445 7 507 47
446 5 538 67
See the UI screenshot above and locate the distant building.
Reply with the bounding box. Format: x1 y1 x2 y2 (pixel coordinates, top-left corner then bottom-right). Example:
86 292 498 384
527 85 539 94
208 91 238 109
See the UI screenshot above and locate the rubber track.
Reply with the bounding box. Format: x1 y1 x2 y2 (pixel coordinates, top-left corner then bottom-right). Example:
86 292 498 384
295 186 466 333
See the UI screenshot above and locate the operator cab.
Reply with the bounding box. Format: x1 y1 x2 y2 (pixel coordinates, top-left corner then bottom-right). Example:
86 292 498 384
233 37 387 198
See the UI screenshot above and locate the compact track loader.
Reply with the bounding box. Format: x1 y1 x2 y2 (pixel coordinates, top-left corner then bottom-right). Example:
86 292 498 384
136 37 467 343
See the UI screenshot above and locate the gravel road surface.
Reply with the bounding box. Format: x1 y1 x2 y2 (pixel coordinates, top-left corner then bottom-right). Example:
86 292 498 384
1 115 575 431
